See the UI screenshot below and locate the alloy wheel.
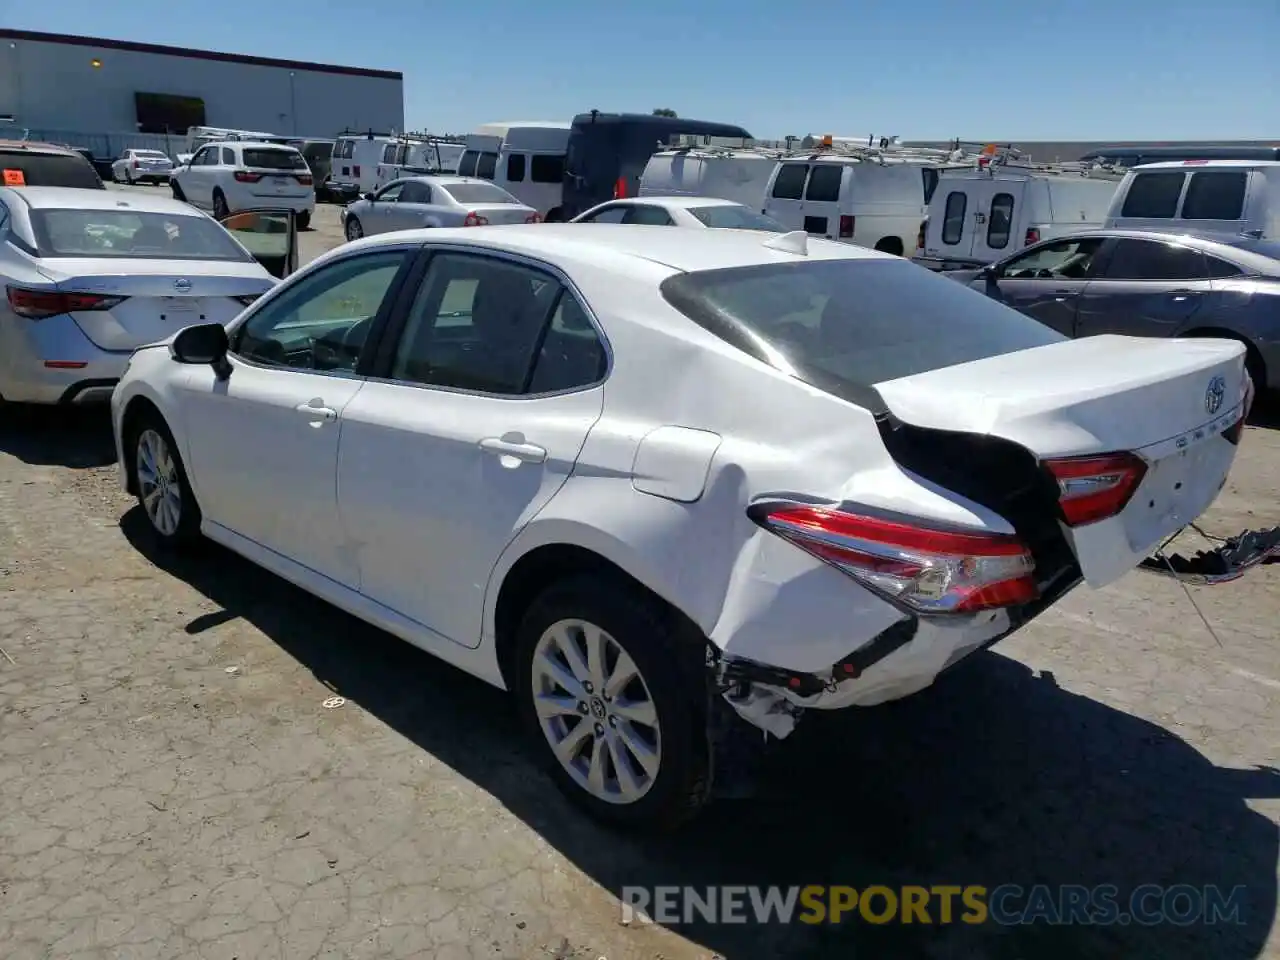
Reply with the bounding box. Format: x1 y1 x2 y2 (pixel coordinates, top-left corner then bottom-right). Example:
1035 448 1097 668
346 217 363 241
136 428 182 537
530 618 662 804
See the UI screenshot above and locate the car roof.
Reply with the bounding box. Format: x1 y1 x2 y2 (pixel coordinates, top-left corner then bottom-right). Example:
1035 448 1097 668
231 141 301 150
406 175 497 187
1134 160 1280 171
628 196 745 209
351 222 887 273
0 139 82 156
2 186 209 215
1031 227 1280 274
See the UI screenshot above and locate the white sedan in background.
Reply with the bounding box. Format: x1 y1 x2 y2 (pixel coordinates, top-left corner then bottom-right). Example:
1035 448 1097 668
111 224 1260 830
341 176 540 241
0 186 289 405
111 148 174 185
570 195 785 231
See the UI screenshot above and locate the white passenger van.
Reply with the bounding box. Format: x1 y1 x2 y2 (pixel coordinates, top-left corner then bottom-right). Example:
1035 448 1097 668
456 122 571 219
331 131 397 200
375 136 466 188
1104 160 1280 240
761 136 960 255
918 155 1123 269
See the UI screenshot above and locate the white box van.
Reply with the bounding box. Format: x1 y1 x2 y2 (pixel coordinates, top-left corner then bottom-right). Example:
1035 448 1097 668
640 143 782 209
918 165 1122 268
763 155 942 256
1104 160 1280 240
331 132 396 201
456 123 571 219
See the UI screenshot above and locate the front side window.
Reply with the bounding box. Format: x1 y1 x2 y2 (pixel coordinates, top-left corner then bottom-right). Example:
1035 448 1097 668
531 154 565 183
1002 237 1104 279
771 163 807 200
1181 171 1248 220
688 205 784 232
581 205 629 224
941 191 966 245
31 210 255 261
1119 172 1185 218
375 183 404 202
221 147 235 165
231 250 409 371
1099 239 1207 281
506 153 526 182
660 258 1065 402
986 193 1014 249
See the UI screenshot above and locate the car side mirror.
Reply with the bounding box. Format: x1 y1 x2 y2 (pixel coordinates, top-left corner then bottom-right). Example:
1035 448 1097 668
363 192 376 201
980 264 1000 281
171 322 231 379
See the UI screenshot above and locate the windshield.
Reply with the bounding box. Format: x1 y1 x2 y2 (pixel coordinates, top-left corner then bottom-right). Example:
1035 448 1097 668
440 182 519 205
660 258 1066 403
30 209 255 261
687 204 783 232
243 148 307 171
1 151 103 189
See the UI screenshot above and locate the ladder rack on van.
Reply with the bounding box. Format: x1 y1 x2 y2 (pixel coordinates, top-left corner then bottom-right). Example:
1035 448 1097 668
660 133 973 165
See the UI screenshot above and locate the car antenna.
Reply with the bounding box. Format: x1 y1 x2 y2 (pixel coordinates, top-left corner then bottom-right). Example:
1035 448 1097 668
762 230 809 256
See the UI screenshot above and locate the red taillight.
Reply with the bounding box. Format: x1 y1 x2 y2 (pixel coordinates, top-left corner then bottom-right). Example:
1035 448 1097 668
752 504 1037 614
295 173 313 186
462 211 490 227
234 170 263 183
613 177 627 199
6 286 125 320
1043 452 1147 527
131 159 138 169
839 215 855 239
1024 227 1041 246
525 212 543 223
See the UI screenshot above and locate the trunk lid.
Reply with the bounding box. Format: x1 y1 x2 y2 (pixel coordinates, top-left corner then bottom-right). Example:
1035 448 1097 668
473 204 536 225
35 259 274 352
875 334 1248 587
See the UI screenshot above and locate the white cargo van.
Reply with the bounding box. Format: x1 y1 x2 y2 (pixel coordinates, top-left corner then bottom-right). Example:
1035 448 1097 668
493 123 571 219
456 132 503 182
331 132 396 201
917 163 1122 269
1104 160 1280 240
375 136 466 188
640 140 783 209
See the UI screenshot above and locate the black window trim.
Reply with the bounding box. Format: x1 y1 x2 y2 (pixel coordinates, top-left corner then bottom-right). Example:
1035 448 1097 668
365 243 614 399
941 191 966 246
224 244 422 379
985 192 1015 250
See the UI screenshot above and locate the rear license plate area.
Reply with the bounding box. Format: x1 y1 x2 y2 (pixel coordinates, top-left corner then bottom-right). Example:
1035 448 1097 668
159 297 202 320
1134 445 1228 540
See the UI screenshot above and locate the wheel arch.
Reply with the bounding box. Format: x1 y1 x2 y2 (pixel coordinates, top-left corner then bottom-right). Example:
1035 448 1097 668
873 236 905 257
1179 326 1266 387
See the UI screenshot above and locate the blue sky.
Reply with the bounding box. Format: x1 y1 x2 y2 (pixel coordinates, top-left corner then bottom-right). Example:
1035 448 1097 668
7 0 1279 140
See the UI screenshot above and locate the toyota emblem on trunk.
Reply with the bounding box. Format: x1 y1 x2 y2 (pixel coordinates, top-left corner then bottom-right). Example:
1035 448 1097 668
173 278 191 292
1205 375 1225 415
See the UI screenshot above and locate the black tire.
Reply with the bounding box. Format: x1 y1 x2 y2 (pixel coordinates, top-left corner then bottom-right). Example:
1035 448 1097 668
212 190 229 220
513 575 712 831
126 410 202 549
345 216 363 241
171 181 187 202
297 210 311 231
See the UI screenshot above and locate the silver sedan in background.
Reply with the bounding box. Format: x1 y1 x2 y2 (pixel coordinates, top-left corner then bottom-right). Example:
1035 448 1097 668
341 176 540 241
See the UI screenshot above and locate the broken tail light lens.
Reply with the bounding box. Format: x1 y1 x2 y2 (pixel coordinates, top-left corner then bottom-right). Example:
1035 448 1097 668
6 286 125 320
750 504 1037 614
1043 452 1147 527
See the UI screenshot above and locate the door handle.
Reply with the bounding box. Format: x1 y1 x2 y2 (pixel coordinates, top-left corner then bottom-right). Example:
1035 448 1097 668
295 400 337 425
1170 289 1201 302
479 437 547 464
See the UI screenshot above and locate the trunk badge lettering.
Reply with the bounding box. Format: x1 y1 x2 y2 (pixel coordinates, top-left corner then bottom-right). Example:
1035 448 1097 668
1205 376 1225 415
173 279 192 292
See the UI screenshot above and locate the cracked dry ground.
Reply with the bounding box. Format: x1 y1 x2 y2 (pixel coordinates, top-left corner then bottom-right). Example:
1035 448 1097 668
1 407 1278 960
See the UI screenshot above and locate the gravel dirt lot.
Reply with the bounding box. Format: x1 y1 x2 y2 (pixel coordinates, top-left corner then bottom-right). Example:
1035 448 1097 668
1 184 1277 959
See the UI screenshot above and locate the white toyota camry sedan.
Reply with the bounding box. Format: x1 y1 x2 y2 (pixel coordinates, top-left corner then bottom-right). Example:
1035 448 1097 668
111 224 1260 829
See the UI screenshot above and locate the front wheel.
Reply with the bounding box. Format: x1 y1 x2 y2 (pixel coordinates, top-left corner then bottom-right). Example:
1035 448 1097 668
514 576 711 831
345 216 364 241
130 413 202 547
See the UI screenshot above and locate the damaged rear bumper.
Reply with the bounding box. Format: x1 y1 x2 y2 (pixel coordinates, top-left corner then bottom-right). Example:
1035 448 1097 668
1137 526 1280 585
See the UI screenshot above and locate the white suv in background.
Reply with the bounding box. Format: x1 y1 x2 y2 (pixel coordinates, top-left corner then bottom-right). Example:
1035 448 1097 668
170 141 316 230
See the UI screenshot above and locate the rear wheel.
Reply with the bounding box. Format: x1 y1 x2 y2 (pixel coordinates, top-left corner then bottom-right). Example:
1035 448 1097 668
514 575 711 831
129 412 202 548
212 190 229 220
345 216 364 241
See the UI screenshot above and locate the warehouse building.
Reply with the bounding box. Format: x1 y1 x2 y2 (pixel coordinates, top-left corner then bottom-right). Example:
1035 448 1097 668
0 28 403 156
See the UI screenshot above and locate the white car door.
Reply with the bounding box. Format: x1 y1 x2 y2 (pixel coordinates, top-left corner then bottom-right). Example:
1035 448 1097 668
184 146 216 208
178 246 417 586
336 249 607 648
363 182 404 234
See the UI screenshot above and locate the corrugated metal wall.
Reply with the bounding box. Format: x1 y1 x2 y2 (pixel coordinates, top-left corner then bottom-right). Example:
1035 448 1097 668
0 36 403 153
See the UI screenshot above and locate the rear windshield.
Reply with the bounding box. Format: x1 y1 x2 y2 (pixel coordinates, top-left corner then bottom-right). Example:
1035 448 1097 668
243 148 307 171
660 259 1066 404
0 150 104 189
687 205 784 232
31 209 254 261
134 150 168 159
440 182 519 205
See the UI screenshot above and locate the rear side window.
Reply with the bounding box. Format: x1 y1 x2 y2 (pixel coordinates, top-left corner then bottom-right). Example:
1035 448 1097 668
1099 239 1206 281
771 163 807 200
1206 256 1242 278
457 152 479 177
243 149 306 171
941 191 966 245
381 144 397 164
531 154 565 183
1181 171 1248 220
987 193 1014 249
1120 172 1185 218
506 153 526 182
660 259 1065 404
805 165 842 202
0 150 103 189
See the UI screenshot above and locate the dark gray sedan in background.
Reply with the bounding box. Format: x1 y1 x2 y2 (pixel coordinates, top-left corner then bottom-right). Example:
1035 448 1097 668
949 229 1280 393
